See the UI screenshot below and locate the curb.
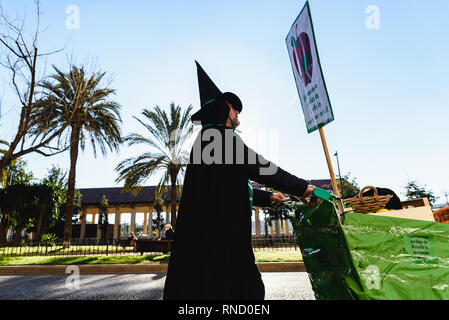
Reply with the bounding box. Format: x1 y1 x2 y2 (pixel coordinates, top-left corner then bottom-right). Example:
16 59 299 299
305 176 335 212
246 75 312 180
0 262 305 275
257 262 305 272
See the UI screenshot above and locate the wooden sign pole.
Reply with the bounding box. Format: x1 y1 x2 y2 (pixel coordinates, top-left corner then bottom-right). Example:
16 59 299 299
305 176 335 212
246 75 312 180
318 127 343 210
289 0 342 210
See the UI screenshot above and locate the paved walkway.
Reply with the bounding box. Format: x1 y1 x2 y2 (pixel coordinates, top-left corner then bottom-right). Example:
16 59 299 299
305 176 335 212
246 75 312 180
0 272 315 300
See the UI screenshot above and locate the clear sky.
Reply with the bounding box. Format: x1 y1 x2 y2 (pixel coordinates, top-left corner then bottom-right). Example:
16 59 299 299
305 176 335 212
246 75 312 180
1 0 448 202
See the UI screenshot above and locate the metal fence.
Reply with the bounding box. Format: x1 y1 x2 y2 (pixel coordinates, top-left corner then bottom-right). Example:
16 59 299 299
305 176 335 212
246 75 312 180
251 235 298 251
0 238 136 257
0 235 299 257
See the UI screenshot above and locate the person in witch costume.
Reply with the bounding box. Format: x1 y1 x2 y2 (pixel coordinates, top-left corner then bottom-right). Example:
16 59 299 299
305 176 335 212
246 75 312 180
163 61 316 300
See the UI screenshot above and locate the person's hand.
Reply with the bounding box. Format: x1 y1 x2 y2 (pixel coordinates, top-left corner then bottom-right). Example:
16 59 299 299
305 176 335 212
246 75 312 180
302 185 315 197
270 193 286 204
301 185 318 206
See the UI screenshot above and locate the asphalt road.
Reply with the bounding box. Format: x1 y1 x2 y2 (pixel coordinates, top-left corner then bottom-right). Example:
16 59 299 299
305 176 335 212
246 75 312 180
0 272 315 300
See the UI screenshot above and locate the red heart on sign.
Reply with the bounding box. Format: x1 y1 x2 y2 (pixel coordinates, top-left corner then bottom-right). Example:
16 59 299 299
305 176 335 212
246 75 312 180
291 32 313 86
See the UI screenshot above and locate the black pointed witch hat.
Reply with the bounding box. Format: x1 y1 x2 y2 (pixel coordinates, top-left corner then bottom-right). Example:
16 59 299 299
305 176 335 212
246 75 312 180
191 61 242 124
195 61 222 107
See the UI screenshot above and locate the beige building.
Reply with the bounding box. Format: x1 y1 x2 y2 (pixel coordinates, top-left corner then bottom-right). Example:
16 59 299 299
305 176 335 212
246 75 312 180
76 186 178 240
76 180 331 240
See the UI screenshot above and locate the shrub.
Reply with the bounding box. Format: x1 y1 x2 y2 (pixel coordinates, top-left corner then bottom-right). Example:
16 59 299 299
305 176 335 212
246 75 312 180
41 233 58 246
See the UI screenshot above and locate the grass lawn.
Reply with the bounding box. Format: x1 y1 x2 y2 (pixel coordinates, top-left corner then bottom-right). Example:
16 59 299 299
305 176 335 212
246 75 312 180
0 250 302 266
255 250 302 262
0 254 170 266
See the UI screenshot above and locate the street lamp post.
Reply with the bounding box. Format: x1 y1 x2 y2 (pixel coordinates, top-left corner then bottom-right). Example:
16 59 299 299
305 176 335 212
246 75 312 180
334 151 344 198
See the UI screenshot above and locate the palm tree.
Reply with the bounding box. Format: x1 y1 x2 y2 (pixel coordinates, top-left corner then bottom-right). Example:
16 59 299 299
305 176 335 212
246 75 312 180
115 103 194 227
35 65 122 247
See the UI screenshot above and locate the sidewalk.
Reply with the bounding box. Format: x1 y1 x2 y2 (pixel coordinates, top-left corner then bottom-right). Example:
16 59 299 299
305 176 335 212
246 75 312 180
0 262 305 275
0 272 314 300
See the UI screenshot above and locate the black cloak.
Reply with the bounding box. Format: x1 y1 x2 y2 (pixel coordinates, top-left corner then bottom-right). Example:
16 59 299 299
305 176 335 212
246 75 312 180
162 62 309 300
162 126 309 300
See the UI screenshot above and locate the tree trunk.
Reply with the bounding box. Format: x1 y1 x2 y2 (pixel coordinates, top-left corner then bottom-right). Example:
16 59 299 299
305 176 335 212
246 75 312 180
0 141 18 175
100 214 109 243
63 126 80 248
35 201 48 243
170 172 177 227
11 218 27 246
156 212 161 236
0 213 10 246
0 156 10 177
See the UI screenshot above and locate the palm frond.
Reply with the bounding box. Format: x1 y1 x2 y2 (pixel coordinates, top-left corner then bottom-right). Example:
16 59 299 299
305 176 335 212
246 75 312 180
115 152 166 189
32 64 123 158
114 103 195 208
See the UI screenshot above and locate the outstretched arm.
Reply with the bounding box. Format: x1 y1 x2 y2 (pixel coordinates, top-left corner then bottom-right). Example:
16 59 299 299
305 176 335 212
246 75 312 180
252 188 273 208
253 188 290 207
245 143 311 198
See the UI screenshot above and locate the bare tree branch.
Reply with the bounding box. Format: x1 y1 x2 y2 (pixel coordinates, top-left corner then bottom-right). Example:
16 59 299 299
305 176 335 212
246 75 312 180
22 143 70 158
0 0 67 172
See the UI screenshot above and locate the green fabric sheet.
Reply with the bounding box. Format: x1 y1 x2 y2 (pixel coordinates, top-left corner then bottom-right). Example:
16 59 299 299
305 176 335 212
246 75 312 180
291 200 449 300
343 212 449 300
